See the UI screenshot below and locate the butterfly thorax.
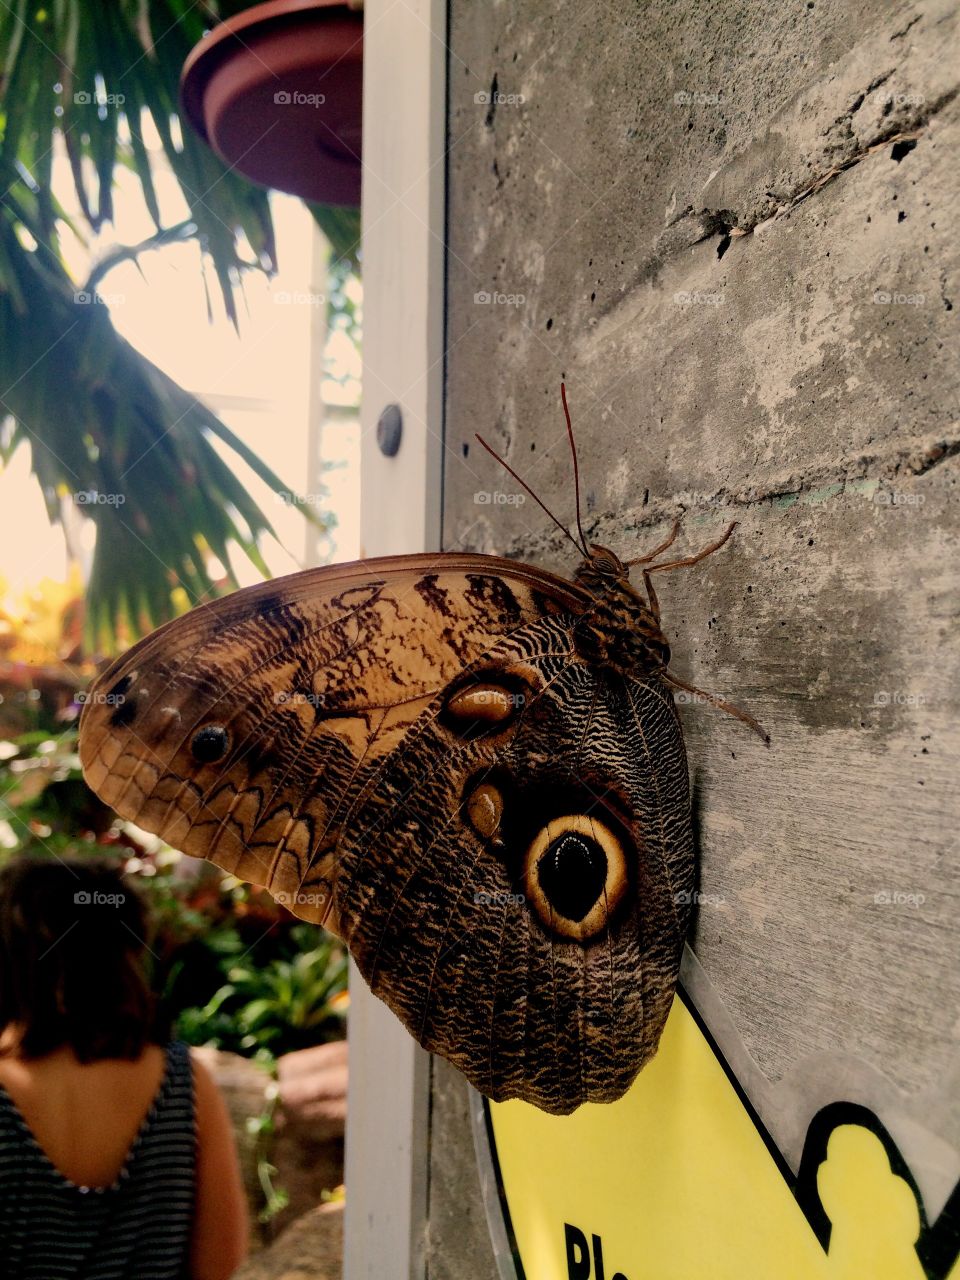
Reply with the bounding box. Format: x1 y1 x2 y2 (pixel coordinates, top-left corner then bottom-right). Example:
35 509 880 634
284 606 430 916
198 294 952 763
572 545 672 677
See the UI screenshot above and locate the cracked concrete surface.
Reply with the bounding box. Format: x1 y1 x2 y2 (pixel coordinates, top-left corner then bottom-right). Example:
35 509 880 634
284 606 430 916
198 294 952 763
430 1 960 1274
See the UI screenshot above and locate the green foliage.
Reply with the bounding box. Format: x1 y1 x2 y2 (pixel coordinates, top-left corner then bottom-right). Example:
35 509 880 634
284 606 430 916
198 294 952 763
0 0 357 649
247 1089 291 1223
172 924 347 1058
0 224 312 649
0 0 359 313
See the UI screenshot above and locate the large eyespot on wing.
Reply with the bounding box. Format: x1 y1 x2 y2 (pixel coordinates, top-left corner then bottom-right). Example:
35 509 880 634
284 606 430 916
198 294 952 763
77 552 587 922
438 663 539 741
522 813 630 941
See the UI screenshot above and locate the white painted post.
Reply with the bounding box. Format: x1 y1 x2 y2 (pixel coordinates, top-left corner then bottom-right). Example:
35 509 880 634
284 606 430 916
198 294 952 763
343 1 447 1276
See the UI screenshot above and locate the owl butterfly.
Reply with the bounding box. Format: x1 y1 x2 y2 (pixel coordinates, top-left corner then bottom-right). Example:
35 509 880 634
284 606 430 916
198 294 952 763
79 385 765 1115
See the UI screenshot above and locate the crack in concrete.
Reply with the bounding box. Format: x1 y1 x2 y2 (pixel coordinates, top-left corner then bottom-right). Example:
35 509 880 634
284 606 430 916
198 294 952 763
845 70 895 116
904 437 960 478
594 76 953 308
672 434 960 520
476 433 960 561
890 13 923 39
741 84 959 234
650 84 960 269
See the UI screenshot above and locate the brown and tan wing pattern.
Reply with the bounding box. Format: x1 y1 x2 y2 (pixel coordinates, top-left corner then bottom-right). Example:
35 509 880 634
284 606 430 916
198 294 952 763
78 553 693 1114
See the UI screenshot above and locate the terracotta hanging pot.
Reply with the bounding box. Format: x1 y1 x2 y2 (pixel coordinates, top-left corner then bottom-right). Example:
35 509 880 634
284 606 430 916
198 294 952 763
180 0 363 207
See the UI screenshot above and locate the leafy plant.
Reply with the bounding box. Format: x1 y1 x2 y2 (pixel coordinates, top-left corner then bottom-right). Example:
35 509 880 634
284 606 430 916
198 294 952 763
246 1086 291 1224
0 1 358 648
175 923 348 1057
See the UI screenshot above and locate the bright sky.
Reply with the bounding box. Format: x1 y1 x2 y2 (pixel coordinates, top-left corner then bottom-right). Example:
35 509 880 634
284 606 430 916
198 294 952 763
0 130 360 609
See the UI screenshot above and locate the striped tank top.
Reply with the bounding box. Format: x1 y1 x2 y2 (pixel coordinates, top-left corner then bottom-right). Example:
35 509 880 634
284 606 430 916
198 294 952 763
0 1040 196 1279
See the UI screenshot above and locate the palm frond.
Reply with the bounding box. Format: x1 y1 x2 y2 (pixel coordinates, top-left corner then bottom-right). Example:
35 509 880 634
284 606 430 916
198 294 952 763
0 1 348 650
0 184 328 653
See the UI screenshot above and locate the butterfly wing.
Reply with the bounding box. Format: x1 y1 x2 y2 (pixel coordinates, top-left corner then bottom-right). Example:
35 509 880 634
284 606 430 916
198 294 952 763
340 642 694 1114
79 553 581 910
78 554 693 1113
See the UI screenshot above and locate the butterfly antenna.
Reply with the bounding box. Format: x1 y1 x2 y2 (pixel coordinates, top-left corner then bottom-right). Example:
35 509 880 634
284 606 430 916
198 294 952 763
560 382 589 556
474 434 587 560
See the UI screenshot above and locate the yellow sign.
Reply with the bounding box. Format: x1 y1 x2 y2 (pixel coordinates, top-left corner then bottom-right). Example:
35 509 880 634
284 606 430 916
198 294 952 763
483 993 960 1280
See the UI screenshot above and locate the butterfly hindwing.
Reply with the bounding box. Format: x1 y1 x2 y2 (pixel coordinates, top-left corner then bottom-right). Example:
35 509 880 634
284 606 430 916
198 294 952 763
351 647 693 1113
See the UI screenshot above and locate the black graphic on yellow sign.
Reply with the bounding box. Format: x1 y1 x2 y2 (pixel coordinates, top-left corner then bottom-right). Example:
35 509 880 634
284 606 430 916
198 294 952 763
481 992 960 1280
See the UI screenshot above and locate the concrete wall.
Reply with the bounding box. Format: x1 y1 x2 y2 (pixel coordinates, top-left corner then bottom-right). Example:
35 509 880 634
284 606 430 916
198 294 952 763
429 0 960 1273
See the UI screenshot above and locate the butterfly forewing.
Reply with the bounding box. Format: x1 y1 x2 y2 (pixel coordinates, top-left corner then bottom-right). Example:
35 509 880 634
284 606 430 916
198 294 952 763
78 553 694 1114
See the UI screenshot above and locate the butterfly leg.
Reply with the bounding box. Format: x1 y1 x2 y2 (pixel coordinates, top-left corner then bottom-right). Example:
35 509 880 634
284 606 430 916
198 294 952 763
626 517 682 566
663 671 769 744
646 521 737 575
641 569 662 622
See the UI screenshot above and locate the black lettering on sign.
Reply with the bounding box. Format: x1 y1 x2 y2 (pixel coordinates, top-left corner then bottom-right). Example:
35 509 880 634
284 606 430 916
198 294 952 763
563 1223 629 1280
565 1224 591 1280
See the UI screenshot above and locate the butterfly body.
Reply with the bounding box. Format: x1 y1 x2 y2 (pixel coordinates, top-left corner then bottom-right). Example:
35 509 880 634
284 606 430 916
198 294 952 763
572 544 672 675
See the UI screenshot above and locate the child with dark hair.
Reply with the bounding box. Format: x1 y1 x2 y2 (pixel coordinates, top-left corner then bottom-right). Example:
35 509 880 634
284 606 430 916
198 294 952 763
0 857 249 1279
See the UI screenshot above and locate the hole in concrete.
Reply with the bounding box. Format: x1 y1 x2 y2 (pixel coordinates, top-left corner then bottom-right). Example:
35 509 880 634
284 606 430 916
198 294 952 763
891 138 917 162
717 234 732 259
485 73 499 127
898 210 907 222
546 317 553 330
462 442 470 458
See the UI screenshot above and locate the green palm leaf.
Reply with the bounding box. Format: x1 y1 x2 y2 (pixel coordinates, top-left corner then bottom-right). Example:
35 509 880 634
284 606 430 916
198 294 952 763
0 0 354 649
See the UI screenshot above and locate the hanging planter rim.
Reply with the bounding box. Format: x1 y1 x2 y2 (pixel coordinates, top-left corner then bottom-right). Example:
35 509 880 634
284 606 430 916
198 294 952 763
180 0 362 147
179 0 363 207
